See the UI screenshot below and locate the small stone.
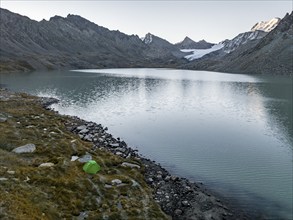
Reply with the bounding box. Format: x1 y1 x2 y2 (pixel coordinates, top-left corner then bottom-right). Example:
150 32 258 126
12 144 36 153
174 209 183 215
0 117 7 122
78 153 92 163
0 177 8 181
131 180 139 187
7 170 15 174
121 162 140 169
79 128 89 134
181 200 190 206
83 134 92 141
39 162 55 167
165 176 171 181
71 156 79 161
156 174 162 180
76 125 87 131
110 143 119 148
104 184 112 189
147 178 154 183
111 179 122 185
156 191 162 195
171 176 179 181
115 152 123 156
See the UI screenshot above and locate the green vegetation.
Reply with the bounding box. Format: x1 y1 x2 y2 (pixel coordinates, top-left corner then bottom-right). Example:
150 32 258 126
0 91 169 219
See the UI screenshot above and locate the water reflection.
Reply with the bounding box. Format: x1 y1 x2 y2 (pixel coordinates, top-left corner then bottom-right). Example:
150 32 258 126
0 69 292 219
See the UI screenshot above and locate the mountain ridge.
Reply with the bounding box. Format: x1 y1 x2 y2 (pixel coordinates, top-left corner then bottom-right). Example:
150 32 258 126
182 12 293 75
175 37 214 49
0 8 291 75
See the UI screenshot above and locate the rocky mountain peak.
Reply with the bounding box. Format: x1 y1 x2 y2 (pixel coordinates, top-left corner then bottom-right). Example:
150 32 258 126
251 17 281 32
175 37 214 49
143 33 153 44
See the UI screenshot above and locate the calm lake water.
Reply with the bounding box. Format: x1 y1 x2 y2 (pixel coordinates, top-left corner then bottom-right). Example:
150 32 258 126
1 68 292 219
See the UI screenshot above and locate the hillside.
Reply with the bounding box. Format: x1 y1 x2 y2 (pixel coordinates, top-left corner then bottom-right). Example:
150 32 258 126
0 8 184 72
183 12 293 75
0 8 291 75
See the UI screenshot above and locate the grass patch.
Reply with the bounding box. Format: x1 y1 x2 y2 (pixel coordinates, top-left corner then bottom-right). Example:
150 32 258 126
0 90 169 219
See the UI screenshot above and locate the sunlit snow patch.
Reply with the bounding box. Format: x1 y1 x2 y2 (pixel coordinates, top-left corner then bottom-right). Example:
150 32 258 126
181 43 224 61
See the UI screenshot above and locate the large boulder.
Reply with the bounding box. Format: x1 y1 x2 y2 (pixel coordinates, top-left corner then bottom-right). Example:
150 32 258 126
12 143 36 153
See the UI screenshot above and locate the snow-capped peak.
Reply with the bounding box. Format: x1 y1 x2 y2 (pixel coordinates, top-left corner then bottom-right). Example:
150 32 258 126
251 17 281 32
143 33 153 44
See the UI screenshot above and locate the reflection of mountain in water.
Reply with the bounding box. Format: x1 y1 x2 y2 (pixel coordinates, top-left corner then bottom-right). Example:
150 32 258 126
0 69 292 219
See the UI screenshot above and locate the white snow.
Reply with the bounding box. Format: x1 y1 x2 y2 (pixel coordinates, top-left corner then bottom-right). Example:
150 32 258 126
181 43 224 61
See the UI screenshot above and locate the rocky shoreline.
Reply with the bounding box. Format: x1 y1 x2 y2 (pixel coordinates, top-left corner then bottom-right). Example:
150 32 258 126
1 89 248 219
42 97 248 220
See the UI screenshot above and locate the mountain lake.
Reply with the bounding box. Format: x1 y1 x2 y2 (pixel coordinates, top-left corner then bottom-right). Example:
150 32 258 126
1 68 292 219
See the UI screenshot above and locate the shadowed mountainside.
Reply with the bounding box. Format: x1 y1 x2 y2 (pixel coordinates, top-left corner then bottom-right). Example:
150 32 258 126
0 8 186 72
0 8 291 75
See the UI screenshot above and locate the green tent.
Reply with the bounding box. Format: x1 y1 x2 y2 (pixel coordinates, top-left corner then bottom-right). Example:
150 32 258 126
83 160 101 174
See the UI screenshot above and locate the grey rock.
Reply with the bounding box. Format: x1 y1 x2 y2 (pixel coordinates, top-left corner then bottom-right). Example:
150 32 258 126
78 153 92 163
174 209 183 215
131 180 139 187
111 179 122 185
147 178 154 183
156 174 163 180
181 200 190 207
77 211 89 220
104 184 112 189
71 156 79 161
39 162 55 167
0 177 8 181
121 162 140 169
109 143 119 148
115 152 123 156
83 134 92 141
164 176 171 181
79 128 89 134
76 125 87 131
0 117 7 122
12 143 36 153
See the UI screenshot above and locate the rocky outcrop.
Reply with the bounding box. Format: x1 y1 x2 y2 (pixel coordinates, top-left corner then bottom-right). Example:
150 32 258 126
142 33 186 60
175 37 214 49
251 17 281 32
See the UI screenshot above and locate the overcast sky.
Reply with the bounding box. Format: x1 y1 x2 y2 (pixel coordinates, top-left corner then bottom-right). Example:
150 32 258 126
1 1 292 43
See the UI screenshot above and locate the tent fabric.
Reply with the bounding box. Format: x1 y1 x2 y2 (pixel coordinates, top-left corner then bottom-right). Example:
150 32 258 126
83 160 101 174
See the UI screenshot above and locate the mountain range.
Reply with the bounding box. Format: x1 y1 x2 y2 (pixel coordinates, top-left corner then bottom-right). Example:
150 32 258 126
0 8 292 75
